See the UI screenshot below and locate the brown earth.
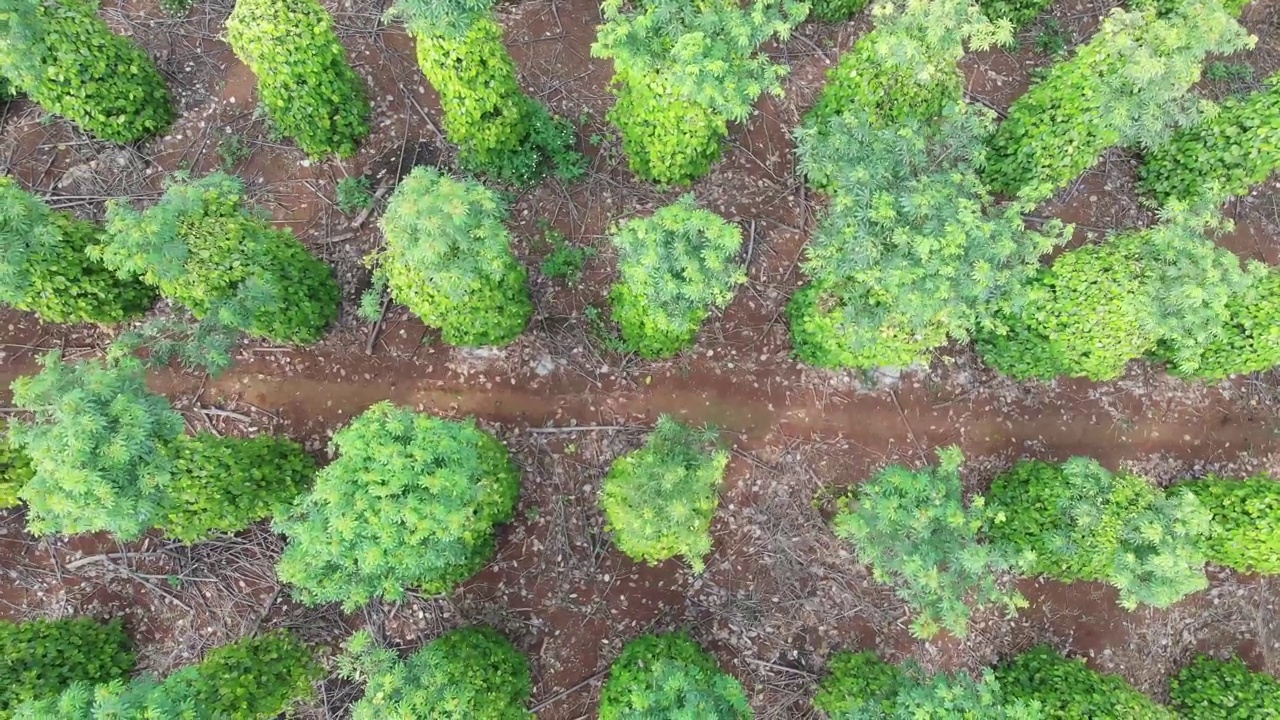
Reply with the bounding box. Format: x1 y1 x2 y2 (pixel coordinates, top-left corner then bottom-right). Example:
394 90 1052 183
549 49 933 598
1 0 1280 717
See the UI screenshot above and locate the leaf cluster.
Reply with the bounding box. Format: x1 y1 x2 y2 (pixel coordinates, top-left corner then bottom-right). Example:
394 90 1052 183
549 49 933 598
373 166 531 347
0 178 154 325
274 402 521 610
409 16 581 184
598 632 750 720
810 0 870 21
832 447 1024 639
225 0 370 159
815 651 1042 719
1169 655 1280 720
0 617 134 717
978 0 1054 27
984 458 1211 610
338 627 532 719
601 417 727 572
593 0 806 184
98 172 339 345
1139 72 1280 207
0 421 32 509
789 104 1069 369
1176 474 1280 574
0 0 173 142
608 195 745 358
994 646 1172 720
983 0 1253 201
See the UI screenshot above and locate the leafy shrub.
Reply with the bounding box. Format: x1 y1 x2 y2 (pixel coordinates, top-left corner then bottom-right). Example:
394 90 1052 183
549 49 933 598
788 104 1068 369
601 417 728 572
810 0 869 21
9 353 183 539
1139 73 1280 207
0 178 154 324
336 176 374 215
538 223 592 283
155 433 315 543
832 447 1024 639
608 195 745 358
0 617 134 716
1176 474 1280 574
804 0 1009 131
599 633 750 719
1169 655 1280 720
0 422 32 509
1189 269 1280 378
982 0 1252 201
372 166 531 346
275 402 521 609
815 651 1040 719
339 627 532 719
985 458 1210 609
593 0 806 185
98 172 339 345
0 0 173 142
978 209 1258 380
14 631 319 720
979 0 1054 26
387 0 579 184
225 0 370 158
995 646 1171 719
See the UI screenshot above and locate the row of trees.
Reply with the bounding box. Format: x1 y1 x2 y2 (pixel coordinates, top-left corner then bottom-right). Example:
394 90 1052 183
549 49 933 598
833 448 1280 639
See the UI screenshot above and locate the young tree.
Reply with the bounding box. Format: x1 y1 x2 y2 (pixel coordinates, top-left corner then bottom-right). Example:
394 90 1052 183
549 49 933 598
599 633 750 720
0 0 173 142
0 618 134 716
832 447 1024 639
275 402 521 610
1176 474 1280 574
98 173 340 345
995 646 1172 720
225 0 370 158
1169 655 1280 720
383 0 579 184
338 627 532 719
0 178 154 325
370 166 531 347
608 195 745 358
789 104 1068 369
593 0 807 184
601 417 728 573
985 458 1211 609
983 0 1252 201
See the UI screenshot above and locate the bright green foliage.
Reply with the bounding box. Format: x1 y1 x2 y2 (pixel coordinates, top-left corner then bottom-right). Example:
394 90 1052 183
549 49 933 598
1190 269 1280 378
815 651 1042 719
979 0 1053 26
995 646 1171 720
832 447 1024 639
1177 474 1280 574
1169 655 1280 720
608 195 745 358
387 0 579 184
1139 73 1280 207
275 402 521 610
805 0 1011 131
789 104 1069 369
0 422 32 508
0 617 134 717
599 633 750 720
978 209 1258 380
593 0 806 184
985 458 1211 609
155 434 315 543
600 417 728 572
810 0 870 21
98 173 339 345
9 353 183 539
373 166 531 346
225 0 369 159
14 631 319 720
0 0 173 143
339 627 532 719
983 0 1253 201
0 177 153 324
